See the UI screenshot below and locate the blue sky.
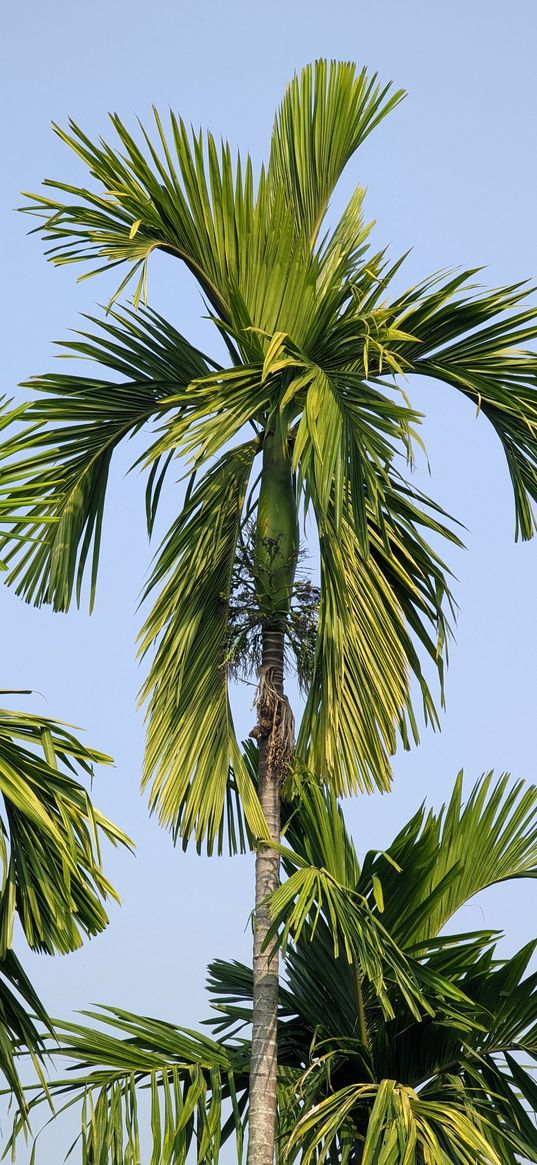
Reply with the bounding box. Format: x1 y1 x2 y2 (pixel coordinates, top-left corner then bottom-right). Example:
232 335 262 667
3 0 537 1156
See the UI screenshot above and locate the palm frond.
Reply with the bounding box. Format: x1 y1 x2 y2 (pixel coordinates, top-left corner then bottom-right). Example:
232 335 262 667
18 64 403 339
6 1007 249 1165
266 850 429 1023
0 700 130 1114
0 704 130 956
296 477 460 796
388 271 537 540
267 60 405 248
144 361 272 471
139 442 267 852
19 110 318 344
286 1075 506 1165
9 772 537 1162
0 306 210 610
0 951 49 1116
21 112 245 318
359 771 537 947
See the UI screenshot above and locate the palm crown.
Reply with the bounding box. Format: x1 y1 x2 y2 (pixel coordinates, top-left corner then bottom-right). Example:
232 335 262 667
3 62 537 850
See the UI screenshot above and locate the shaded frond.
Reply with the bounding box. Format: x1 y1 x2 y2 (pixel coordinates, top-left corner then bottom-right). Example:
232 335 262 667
0 951 50 1116
0 700 129 1112
266 851 429 1023
285 1075 505 1165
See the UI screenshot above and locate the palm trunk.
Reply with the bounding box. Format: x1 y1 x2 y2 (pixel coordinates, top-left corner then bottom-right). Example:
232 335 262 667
248 625 285 1165
248 431 298 1165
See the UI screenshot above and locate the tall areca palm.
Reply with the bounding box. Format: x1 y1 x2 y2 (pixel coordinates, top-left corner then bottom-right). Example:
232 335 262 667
12 771 537 1164
0 692 129 1112
2 59 537 1162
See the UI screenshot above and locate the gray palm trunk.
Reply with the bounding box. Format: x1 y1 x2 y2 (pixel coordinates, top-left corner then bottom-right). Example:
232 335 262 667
248 632 284 1165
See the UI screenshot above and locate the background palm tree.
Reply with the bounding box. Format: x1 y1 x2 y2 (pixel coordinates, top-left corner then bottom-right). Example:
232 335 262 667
12 771 537 1164
3 60 537 1162
0 691 129 1114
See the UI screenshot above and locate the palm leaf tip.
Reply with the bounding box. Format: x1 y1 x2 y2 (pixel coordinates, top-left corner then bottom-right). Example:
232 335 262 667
269 59 405 247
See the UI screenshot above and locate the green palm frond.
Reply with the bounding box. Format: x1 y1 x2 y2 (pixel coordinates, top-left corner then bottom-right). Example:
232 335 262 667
359 771 537 947
0 305 210 611
144 361 272 470
0 699 130 1113
19 63 403 328
20 106 314 337
22 111 242 318
285 1074 507 1165
297 478 459 795
206 937 537 1165
6 1007 249 1165
0 704 130 956
0 951 50 1115
265 849 429 1023
267 60 405 248
138 442 267 852
385 272 537 540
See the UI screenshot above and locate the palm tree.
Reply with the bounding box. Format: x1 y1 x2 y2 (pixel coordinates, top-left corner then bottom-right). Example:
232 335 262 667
3 59 537 1162
0 690 130 1113
12 771 537 1164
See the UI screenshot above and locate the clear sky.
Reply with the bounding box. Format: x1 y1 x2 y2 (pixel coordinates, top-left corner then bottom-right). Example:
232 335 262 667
3 0 537 1157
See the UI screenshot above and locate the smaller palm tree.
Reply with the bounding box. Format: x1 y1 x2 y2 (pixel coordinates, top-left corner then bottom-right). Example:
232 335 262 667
12 770 537 1164
0 691 130 1113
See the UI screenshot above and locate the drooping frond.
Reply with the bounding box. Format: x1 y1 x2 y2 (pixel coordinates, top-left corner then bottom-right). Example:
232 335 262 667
0 704 129 955
0 700 130 1111
296 477 460 795
265 851 430 1022
0 306 210 610
0 951 49 1115
285 1075 506 1165
139 442 267 852
387 271 537 540
6 1007 250 1165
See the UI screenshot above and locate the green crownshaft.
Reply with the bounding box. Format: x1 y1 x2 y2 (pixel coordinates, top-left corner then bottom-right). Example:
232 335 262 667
254 430 299 625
